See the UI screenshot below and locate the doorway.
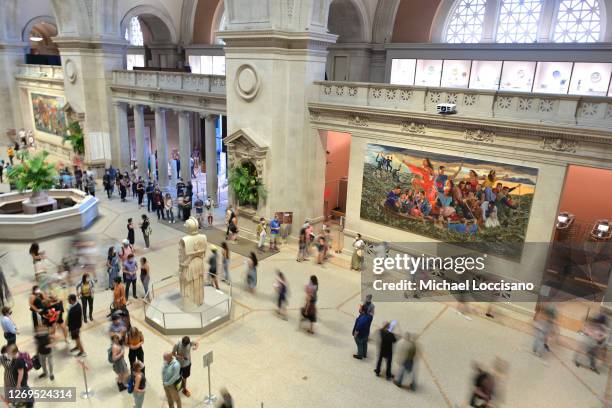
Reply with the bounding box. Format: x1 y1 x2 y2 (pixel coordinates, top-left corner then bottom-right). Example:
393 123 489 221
538 165 612 331
333 56 349 81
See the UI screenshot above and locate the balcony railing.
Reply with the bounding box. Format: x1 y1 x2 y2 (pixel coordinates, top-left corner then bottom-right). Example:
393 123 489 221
310 81 612 130
16 64 64 80
112 70 226 94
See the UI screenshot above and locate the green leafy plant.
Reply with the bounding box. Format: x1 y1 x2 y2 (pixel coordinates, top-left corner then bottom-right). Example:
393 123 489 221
228 162 267 207
8 150 57 193
63 121 85 155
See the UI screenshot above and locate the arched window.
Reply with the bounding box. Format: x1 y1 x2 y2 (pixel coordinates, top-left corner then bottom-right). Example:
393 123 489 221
124 16 144 46
496 0 544 43
553 0 601 42
445 0 488 43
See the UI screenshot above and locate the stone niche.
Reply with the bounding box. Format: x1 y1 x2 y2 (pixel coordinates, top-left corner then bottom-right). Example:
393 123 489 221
224 128 269 235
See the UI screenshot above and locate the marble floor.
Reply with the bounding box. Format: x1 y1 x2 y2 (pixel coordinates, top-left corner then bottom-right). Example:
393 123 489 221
0 186 608 408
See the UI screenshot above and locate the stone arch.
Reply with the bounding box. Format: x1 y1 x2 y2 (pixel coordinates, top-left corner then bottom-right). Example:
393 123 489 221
21 15 57 43
328 0 371 43
120 4 178 44
372 0 402 43
210 0 226 44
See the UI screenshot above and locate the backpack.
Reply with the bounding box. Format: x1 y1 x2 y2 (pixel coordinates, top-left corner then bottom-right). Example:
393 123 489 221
19 352 33 371
107 346 114 364
127 375 135 393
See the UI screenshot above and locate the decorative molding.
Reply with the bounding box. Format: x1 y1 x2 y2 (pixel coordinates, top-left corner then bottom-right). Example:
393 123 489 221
541 137 578 153
464 129 495 143
400 121 426 134
198 97 209 106
348 115 369 127
309 110 322 121
64 59 77 83
235 64 260 102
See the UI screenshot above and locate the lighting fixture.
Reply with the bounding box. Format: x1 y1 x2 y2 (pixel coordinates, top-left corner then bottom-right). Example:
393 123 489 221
29 36 43 42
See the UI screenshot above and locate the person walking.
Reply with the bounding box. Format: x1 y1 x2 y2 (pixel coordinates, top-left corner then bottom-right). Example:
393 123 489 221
86 176 96 197
352 306 372 360
136 179 145 208
351 233 366 271
164 193 175 223
153 187 165 220
110 334 129 391
113 277 127 313
299 275 318 334
205 196 214 226
297 226 307 262
29 286 44 329
145 181 154 212
76 273 94 323
140 257 150 299
394 332 418 391
274 270 288 319
162 352 182 408
246 252 258 293
127 325 145 373
7 146 14 166
123 254 138 300
120 176 128 202
221 242 230 282
269 214 280 251
1 307 18 345
131 360 146 408
106 246 121 290
208 248 219 290
374 321 397 380
67 294 86 357
34 325 54 380
218 388 233 408
140 214 151 249
256 218 267 253
127 220 136 246
173 336 199 398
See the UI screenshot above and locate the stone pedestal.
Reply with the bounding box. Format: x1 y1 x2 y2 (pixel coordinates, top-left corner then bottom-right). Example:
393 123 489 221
21 192 58 215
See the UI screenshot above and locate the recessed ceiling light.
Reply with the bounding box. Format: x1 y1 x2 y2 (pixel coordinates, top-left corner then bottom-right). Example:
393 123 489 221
29 36 43 42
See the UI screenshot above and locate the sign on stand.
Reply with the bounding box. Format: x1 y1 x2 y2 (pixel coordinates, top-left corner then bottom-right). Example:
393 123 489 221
202 351 216 405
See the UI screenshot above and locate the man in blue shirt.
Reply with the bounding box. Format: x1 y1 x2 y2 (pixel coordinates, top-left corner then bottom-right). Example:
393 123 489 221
352 306 373 359
385 186 401 211
162 352 181 407
269 215 281 251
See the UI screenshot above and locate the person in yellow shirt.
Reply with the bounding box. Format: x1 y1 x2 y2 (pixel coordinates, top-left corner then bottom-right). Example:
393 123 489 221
7 146 14 165
482 170 507 201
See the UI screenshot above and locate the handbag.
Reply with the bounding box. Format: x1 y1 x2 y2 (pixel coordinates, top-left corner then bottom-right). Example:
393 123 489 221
32 354 41 370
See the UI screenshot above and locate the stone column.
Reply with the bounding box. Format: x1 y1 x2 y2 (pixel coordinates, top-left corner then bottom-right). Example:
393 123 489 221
204 114 218 204
178 111 192 182
0 42 27 142
155 107 168 191
113 102 131 170
220 0 336 229
133 105 147 179
154 107 169 190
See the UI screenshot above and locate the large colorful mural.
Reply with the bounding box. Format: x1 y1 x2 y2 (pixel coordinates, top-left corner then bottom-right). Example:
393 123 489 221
31 93 68 137
360 144 539 258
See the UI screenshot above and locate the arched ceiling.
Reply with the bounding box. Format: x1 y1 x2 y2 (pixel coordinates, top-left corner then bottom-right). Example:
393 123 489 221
392 0 443 42
120 4 178 44
193 0 222 44
328 0 367 43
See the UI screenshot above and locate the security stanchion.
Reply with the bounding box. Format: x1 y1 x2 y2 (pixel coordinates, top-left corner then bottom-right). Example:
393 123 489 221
78 358 94 399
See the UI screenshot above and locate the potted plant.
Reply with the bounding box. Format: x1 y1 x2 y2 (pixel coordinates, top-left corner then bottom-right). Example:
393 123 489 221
63 121 85 165
228 162 267 209
8 150 58 213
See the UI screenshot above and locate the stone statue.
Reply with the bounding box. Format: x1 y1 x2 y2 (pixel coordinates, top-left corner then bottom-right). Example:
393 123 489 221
178 217 207 306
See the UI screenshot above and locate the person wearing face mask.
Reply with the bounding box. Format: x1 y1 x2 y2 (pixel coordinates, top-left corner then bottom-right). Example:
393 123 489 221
0 344 33 407
28 286 45 329
76 273 95 323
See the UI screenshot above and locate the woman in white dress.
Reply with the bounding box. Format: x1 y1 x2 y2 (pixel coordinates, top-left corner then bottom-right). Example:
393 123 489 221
351 234 365 271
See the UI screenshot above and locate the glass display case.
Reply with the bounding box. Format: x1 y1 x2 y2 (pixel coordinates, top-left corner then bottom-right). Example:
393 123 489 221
441 60 471 88
533 62 573 94
569 62 612 96
469 60 502 90
390 59 416 85
414 59 443 87
499 61 536 92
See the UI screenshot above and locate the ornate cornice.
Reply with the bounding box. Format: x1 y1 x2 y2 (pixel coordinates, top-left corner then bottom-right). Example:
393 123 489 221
464 129 495 143
400 121 426 134
541 137 578 153
308 103 612 146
